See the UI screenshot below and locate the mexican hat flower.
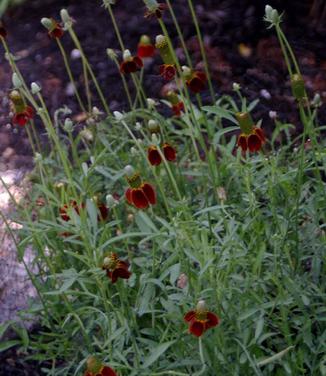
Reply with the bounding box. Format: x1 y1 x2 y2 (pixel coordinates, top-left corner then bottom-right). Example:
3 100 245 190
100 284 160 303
144 1 167 19
147 143 177 166
41 18 64 39
84 356 117 376
137 35 155 58
155 35 176 81
183 67 207 93
184 300 220 337
236 112 266 153
9 90 34 126
0 21 7 38
59 200 83 221
120 49 143 74
166 91 184 117
124 166 156 209
102 252 131 284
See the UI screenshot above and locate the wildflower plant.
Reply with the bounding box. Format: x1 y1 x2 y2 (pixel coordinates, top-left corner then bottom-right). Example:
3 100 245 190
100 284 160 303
0 2 325 376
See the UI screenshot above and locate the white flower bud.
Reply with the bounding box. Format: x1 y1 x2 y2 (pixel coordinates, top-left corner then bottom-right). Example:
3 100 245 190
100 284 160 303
106 48 117 60
106 194 118 208
60 9 71 24
196 300 206 312
124 165 134 177
147 98 156 107
80 128 93 142
41 17 52 30
12 73 22 88
265 5 273 20
130 146 137 155
269 110 277 120
63 118 73 132
155 34 165 45
151 133 158 144
31 82 41 94
113 111 123 120
34 152 42 163
232 82 241 91
311 93 321 108
123 49 131 61
135 122 142 131
182 66 191 76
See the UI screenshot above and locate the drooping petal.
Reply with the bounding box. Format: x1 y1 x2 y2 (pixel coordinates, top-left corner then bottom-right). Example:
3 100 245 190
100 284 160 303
248 133 262 152
49 26 64 39
138 44 155 58
98 203 109 221
100 366 117 376
184 310 196 322
148 146 162 166
120 60 137 74
163 143 177 162
141 183 156 205
187 74 206 93
133 56 144 69
189 320 205 337
131 188 149 209
25 106 34 119
254 127 266 143
159 64 176 81
13 113 28 126
125 188 133 205
60 205 70 221
237 134 248 152
115 265 131 280
205 312 219 329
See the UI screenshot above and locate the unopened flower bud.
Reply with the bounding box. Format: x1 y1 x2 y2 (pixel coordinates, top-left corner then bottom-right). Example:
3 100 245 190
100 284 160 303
123 49 131 61
177 273 188 289
34 152 42 163
12 73 22 88
269 110 277 120
135 122 142 131
106 48 117 60
124 165 134 177
127 213 134 223
182 65 191 77
31 82 41 94
63 118 73 132
236 112 254 134
311 93 321 108
147 98 156 107
41 17 52 30
80 128 93 142
232 82 241 91
217 187 227 202
60 9 71 25
106 194 118 208
151 133 159 144
148 119 160 133
291 74 306 101
113 111 123 120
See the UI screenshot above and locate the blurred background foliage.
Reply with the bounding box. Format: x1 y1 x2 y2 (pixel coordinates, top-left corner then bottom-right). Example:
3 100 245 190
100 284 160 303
0 0 27 17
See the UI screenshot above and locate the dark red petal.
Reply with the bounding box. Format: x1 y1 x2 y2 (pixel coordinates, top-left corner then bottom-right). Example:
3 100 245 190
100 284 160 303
184 310 196 322
0 27 7 39
125 188 133 205
49 27 64 39
206 312 219 329
237 134 248 152
254 127 266 143
133 56 144 68
196 72 207 82
115 266 131 280
159 65 176 81
84 372 93 376
60 205 70 221
25 106 34 119
131 188 149 209
137 44 155 58
248 134 262 152
163 143 177 162
189 320 205 337
148 146 162 166
120 61 137 74
141 183 156 205
101 366 117 376
187 77 206 93
109 270 118 283
98 204 109 221
13 113 28 126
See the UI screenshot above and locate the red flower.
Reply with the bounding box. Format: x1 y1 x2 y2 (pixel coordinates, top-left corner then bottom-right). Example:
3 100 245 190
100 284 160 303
184 300 220 337
163 143 177 162
137 35 155 58
102 253 131 284
97 203 109 221
172 102 184 117
148 145 162 166
12 106 34 126
48 18 64 39
125 183 156 209
237 127 265 153
0 21 7 38
186 71 207 93
84 357 117 376
144 3 167 19
159 64 176 81
120 56 143 74
59 200 82 221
